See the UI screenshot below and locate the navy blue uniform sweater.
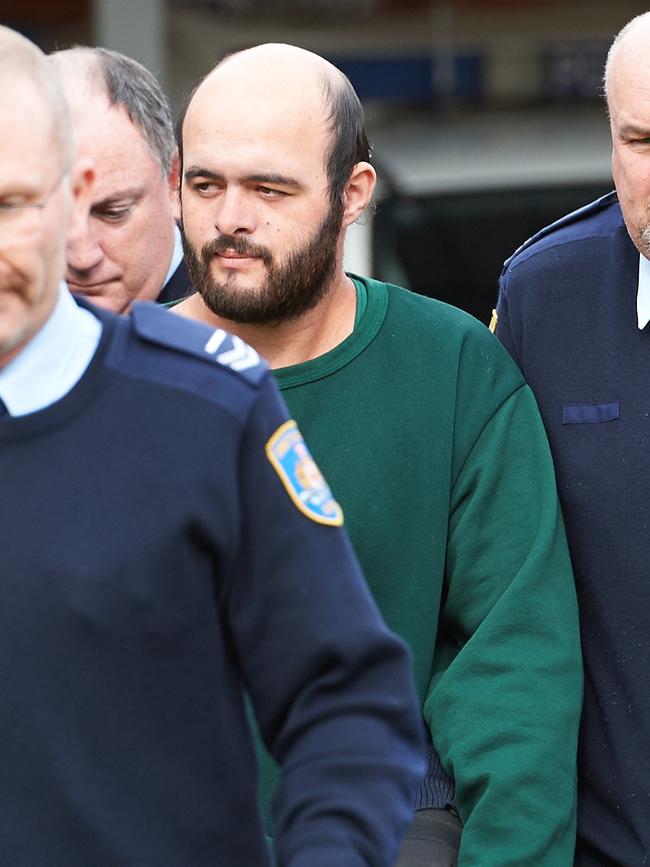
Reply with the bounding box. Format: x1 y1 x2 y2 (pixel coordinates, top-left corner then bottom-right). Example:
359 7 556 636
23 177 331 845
0 301 424 867
497 192 650 866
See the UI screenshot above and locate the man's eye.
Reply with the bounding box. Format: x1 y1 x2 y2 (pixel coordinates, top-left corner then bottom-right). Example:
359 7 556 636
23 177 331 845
0 196 26 208
97 207 131 222
193 182 218 194
257 186 283 198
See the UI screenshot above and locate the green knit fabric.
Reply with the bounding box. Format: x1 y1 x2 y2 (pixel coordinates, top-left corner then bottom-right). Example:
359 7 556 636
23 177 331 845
258 275 582 866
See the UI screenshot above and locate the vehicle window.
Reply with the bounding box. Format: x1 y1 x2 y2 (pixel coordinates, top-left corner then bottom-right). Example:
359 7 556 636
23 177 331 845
373 184 612 325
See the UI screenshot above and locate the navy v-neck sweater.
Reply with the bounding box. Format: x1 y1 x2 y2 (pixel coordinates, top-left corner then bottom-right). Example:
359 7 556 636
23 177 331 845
497 193 650 866
0 301 424 867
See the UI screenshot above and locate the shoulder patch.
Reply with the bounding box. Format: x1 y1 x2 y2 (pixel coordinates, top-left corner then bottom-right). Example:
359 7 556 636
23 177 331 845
265 420 344 527
130 302 266 385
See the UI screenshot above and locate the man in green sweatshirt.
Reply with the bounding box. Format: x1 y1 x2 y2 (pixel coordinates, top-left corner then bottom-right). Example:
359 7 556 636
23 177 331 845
173 42 583 866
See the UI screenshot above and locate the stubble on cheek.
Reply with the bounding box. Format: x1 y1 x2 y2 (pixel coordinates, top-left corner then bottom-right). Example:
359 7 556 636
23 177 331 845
638 223 650 257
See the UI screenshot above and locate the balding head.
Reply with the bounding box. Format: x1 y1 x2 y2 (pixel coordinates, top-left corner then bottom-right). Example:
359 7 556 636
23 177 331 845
177 42 376 331
51 46 175 175
180 43 370 204
604 12 650 111
0 26 72 169
605 12 650 260
0 26 94 367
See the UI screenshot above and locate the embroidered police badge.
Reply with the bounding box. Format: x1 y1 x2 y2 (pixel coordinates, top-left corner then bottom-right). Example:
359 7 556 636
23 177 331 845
266 420 343 527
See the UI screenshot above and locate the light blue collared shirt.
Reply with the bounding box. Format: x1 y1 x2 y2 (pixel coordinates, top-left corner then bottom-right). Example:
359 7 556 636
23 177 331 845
163 225 184 288
0 283 102 416
637 253 650 329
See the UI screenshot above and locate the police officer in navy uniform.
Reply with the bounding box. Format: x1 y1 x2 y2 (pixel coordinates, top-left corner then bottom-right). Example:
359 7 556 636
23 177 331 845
496 12 650 865
0 26 424 867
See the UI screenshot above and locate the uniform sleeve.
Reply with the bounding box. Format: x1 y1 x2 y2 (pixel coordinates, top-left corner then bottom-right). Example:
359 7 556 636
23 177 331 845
222 376 426 867
495 263 523 369
425 382 583 866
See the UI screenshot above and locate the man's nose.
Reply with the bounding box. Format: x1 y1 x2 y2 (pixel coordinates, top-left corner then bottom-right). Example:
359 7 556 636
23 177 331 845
66 224 103 275
214 188 256 237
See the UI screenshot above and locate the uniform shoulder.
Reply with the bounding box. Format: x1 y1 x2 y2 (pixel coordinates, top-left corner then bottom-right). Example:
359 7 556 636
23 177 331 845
104 302 269 412
503 191 622 276
130 302 266 385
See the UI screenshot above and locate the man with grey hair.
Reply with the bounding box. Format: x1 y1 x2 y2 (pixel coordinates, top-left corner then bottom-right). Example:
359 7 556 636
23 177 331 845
50 46 191 312
496 11 650 865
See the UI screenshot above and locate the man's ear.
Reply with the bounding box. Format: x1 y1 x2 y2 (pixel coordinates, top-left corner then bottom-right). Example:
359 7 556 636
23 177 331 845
168 151 181 221
342 161 377 227
67 157 95 244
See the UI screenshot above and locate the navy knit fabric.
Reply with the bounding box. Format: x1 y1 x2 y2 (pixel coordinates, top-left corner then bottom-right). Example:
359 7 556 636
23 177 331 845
497 192 650 866
414 747 455 811
0 300 425 867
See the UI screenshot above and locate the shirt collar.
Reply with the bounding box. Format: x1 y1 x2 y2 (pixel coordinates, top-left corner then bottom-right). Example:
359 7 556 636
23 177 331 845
0 282 102 416
162 224 184 289
637 253 650 329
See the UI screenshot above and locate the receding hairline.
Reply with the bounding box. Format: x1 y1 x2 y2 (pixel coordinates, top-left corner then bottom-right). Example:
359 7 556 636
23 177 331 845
178 42 369 206
50 44 175 176
213 42 345 109
0 25 73 167
184 44 347 150
50 46 106 100
603 12 650 108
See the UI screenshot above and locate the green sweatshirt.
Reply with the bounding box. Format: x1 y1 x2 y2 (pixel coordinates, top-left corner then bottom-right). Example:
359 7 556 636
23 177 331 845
261 275 582 866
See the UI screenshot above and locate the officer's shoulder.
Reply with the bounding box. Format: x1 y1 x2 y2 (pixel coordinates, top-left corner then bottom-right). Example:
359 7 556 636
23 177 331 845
503 191 621 276
120 302 268 391
132 302 266 382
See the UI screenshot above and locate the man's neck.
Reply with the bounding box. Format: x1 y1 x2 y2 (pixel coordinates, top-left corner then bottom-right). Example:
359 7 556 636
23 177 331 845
0 289 60 370
173 271 358 369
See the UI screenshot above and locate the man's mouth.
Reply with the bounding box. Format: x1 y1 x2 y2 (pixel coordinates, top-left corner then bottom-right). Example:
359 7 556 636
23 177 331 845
67 280 118 292
218 247 257 258
215 250 260 268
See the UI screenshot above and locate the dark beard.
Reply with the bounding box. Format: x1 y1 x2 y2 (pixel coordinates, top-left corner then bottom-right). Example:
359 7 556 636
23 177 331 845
181 197 343 325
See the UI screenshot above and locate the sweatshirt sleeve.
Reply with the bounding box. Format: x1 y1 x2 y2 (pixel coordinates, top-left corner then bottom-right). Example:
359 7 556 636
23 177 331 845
424 376 583 866
222 376 426 867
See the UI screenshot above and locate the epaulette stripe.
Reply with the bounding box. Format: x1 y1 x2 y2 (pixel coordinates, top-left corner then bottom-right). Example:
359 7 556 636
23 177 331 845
129 302 267 386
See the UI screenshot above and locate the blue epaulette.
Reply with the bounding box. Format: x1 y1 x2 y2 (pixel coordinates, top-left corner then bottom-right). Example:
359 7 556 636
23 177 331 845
130 302 267 387
503 190 618 272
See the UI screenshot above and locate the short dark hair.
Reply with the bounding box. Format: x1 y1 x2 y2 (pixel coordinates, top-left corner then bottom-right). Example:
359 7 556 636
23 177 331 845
320 69 371 204
176 57 371 204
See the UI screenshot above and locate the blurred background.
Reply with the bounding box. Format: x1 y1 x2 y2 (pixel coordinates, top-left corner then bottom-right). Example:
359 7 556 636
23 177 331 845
2 0 645 322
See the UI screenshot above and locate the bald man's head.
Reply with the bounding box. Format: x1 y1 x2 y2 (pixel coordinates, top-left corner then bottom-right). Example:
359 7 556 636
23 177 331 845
605 12 650 261
0 26 72 169
179 43 370 204
603 12 650 110
0 26 95 367
177 42 377 329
